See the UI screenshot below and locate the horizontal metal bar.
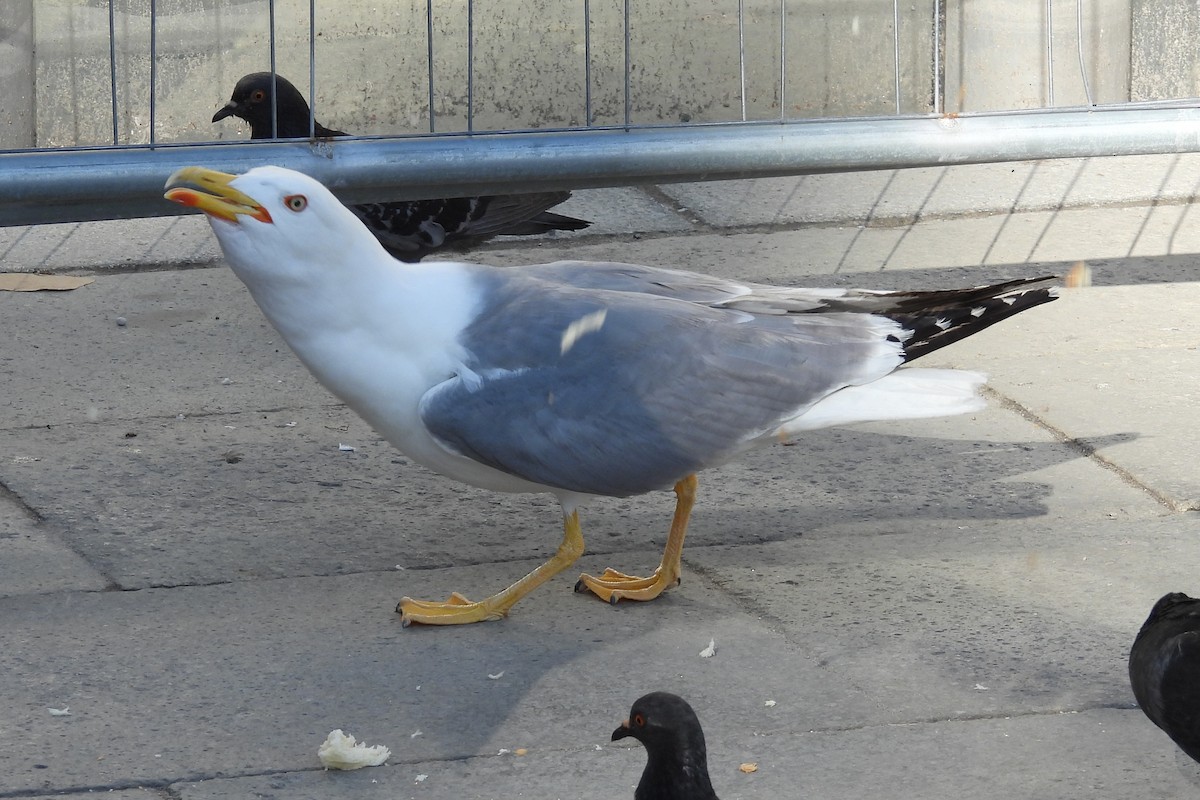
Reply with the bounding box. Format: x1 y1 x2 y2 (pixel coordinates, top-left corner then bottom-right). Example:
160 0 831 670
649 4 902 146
5 107 1200 226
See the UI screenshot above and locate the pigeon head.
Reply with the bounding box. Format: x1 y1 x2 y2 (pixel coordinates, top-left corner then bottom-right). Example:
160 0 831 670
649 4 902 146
1136 591 1200 637
212 72 324 139
1146 592 1195 618
613 692 718 799
164 165 386 284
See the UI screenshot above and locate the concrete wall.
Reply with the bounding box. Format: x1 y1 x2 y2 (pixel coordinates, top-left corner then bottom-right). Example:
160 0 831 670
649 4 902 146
945 0 1132 112
1 0 1189 149
945 0 1132 111
1130 0 1200 100
0 0 35 148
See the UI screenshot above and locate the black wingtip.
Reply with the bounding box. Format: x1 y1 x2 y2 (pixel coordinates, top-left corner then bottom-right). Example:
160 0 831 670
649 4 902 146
895 277 1059 363
530 211 593 232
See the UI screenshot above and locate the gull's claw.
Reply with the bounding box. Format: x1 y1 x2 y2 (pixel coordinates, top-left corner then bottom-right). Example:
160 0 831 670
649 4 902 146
397 594 507 626
576 566 679 605
396 510 588 627
575 475 697 606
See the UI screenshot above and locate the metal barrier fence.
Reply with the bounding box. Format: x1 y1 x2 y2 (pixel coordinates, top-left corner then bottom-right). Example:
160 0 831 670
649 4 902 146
3 0 1200 225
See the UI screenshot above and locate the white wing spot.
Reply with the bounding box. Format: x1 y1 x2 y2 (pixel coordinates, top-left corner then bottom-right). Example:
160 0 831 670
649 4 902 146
457 364 483 392
417 219 448 248
970 306 985 317
560 308 608 355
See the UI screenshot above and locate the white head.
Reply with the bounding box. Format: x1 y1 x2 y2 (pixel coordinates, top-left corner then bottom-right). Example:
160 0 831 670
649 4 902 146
163 165 389 287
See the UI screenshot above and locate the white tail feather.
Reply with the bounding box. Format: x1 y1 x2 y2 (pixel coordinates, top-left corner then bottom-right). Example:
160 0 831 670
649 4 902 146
781 368 987 434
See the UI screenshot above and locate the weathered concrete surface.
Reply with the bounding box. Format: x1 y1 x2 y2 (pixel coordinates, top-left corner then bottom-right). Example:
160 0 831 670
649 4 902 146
1132 0 1200 100
0 0 34 147
0 487 109 598
925 282 1200 510
944 0 1132 111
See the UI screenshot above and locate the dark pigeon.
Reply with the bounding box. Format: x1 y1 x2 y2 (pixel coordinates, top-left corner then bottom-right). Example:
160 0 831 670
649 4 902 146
1130 592 1200 763
613 692 720 800
212 72 591 261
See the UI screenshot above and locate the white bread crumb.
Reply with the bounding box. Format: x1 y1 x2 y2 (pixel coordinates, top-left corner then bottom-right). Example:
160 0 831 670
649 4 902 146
318 729 391 770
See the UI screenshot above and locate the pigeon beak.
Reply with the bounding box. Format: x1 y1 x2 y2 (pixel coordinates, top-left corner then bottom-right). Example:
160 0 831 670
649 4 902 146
211 103 238 123
611 719 633 742
163 166 273 224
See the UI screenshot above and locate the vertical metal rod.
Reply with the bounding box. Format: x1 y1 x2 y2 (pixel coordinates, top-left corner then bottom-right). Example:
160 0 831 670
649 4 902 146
893 0 902 114
269 0 278 138
624 0 632 128
309 0 316 137
426 0 436 133
467 0 475 132
932 0 941 114
1046 0 1055 106
738 0 747 122
583 0 593 126
779 0 786 121
108 0 119 144
1075 0 1093 105
149 0 157 144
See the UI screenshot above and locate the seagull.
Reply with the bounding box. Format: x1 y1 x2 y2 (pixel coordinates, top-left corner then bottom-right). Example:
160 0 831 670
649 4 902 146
163 164 1057 626
1129 592 1200 763
613 692 719 800
212 72 591 261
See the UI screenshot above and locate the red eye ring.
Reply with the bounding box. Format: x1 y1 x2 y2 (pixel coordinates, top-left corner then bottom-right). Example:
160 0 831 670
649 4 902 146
633 713 645 727
251 89 266 102
284 194 307 212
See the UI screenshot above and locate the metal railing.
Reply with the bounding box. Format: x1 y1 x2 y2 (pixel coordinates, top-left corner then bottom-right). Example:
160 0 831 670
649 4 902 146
3 0 1200 225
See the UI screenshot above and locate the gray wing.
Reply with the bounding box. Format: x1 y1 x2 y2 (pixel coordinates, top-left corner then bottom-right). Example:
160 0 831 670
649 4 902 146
418 273 904 498
522 261 1054 319
521 260 879 313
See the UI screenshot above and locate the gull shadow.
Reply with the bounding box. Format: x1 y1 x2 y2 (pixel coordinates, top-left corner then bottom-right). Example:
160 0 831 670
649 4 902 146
667 428 1139 551
0 413 1139 590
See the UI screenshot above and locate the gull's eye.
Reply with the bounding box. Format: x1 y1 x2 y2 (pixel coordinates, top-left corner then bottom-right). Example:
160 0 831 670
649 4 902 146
633 713 645 727
250 89 266 102
284 195 308 212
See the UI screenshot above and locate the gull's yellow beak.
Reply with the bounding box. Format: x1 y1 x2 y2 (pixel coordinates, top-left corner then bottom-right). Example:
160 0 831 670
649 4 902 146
163 166 273 224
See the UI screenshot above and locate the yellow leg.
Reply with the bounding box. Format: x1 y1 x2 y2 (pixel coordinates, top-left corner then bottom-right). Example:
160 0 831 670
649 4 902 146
575 474 698 605
396 509 586 626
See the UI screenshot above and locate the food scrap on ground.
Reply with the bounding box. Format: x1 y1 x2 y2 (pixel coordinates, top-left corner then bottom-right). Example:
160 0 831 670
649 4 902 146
317 729 391 770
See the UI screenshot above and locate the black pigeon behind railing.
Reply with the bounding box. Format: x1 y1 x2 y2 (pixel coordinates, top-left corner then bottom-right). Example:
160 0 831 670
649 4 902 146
212 72 591 261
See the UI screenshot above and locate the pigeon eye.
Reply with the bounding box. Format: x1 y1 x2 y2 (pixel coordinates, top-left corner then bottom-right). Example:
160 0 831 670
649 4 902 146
284 195 308 212
251 89 266 102
633 713 645 727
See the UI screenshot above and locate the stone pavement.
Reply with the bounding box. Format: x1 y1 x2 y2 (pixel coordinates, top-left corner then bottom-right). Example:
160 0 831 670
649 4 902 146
4 155 1200 799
